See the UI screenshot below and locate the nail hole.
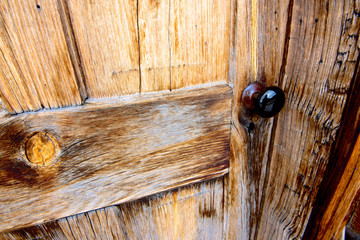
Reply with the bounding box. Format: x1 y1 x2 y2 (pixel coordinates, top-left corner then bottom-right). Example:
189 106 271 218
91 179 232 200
36 4 41 10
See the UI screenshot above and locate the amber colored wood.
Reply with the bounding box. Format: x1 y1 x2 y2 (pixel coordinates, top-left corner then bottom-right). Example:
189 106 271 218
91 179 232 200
0 0 83 114
169 0 231 90
0 178 225 240
227 0 360 239
56 0 87 101
0 84 231 232
303 62 360 238
139 0 171 93
24 132 58 166
346 193 360 240
66 0 140 98
308 137 360 239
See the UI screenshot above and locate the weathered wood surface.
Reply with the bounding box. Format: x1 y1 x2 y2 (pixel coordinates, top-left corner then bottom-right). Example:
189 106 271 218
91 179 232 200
0 178 225 240
0 0 231 112
0 85 231 232
345 193 360 240
227 0 360 239
66 0 140 98
169 0 231 90
139 0 170 93
225 0 251 238
0 0 84 114
303 63 360 239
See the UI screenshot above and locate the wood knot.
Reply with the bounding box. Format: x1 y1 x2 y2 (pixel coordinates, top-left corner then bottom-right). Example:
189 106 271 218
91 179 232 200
24 132 57 166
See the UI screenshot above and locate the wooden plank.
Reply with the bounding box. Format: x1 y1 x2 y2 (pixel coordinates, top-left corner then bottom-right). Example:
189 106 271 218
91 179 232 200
303 59 360 238
66 0 140 98
0 0 83 114
255 0 360 239
139 0 170 93
345 193 360 240
0 84 232 232
225 0 252 238
169 0 231 90
306 136 360 239
0 178 225 239
227 0 360 239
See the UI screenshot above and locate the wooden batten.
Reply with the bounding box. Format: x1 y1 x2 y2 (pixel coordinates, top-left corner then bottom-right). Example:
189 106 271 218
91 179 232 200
0 85 232 232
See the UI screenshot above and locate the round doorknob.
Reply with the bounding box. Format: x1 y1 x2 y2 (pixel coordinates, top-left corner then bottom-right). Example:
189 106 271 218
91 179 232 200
242 82 285 118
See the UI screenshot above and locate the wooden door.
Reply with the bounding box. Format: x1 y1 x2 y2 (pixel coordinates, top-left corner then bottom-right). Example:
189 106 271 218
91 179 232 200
0 0 359 239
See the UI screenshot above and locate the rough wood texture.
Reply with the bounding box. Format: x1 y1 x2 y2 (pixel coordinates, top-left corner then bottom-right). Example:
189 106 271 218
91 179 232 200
169 0 231 89
139 0 170 93
0 0 232 111
0 178 225 240
346 193 360 240
66 0 140 98
227 0 360 239
225 0 252 238
0 0 83 114
303 58 360 239
0 84 231 232
139 0 231 92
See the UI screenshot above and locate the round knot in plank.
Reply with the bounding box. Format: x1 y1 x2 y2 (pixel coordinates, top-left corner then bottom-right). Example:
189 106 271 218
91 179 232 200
25 132 56 166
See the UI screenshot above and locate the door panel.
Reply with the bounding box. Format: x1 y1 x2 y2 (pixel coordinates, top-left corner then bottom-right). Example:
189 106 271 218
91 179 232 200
0 0 232 236
1 0 360 239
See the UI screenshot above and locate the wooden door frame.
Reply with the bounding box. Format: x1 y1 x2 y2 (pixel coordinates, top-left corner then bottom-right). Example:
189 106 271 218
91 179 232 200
226 0 360 239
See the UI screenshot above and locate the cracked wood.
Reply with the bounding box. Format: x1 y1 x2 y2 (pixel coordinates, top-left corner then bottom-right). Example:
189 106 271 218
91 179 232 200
227 0 360 239
0 0 84 114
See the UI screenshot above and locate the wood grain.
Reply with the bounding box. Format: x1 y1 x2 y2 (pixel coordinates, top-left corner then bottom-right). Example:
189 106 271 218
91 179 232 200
0 0 83 114
227 0 360 239
346 193 360 240
0 178 225 239
0 84 231 232
225 0 252 238
66 0 140 98
303 55 360 238
139 0 170 93
169 0 231 90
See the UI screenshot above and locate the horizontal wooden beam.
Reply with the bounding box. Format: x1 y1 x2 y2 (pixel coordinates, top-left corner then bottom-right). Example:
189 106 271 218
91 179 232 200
0 84 232 232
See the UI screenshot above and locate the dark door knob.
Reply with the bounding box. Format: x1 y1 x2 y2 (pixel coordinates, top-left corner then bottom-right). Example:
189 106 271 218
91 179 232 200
242 82 285 118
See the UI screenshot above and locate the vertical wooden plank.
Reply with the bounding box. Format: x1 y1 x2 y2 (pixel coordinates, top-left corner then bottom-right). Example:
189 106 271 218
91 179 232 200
345 192 360 240
228 0 360 239
169 0 231 90
244 0 292 239
308 136 360 239
226 0 252 239
0 0 83 114
139 0 170 93
66 0 140 98
254 0 360 239
303 53 360 239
